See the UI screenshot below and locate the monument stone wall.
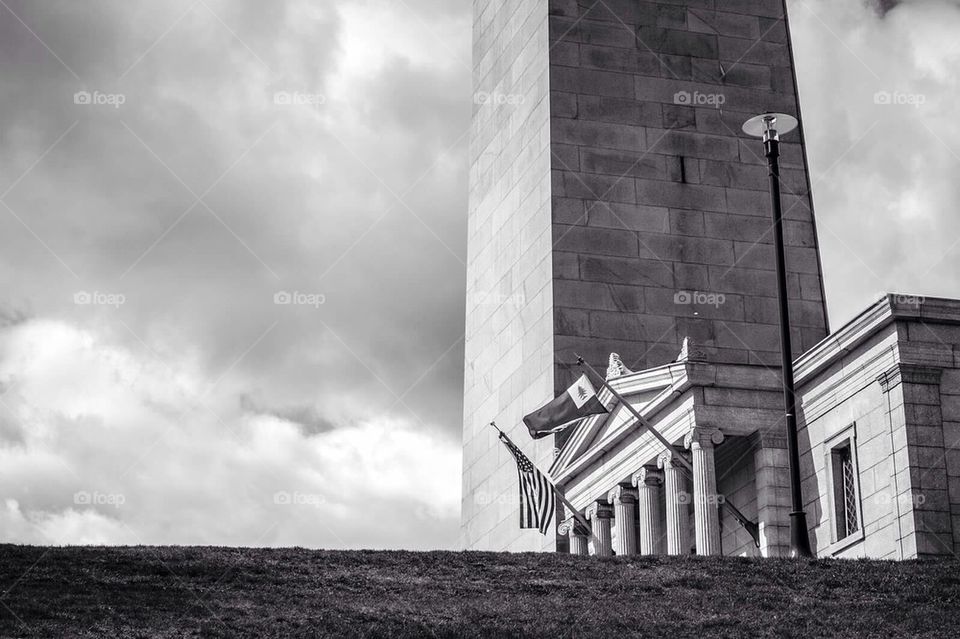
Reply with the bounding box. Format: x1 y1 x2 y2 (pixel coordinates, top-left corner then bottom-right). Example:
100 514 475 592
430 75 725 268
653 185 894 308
463 0 830 551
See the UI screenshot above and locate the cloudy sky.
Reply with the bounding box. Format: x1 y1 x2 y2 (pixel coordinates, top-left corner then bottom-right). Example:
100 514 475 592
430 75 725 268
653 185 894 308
0 0 958 550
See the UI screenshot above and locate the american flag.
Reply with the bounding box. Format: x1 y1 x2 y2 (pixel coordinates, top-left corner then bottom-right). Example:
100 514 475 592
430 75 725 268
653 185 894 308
499 430 556 535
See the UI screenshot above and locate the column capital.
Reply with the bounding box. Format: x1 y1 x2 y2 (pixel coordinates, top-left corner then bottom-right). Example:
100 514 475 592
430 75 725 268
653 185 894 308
657 448 686 469
585 500 614 520
558 516 589 537
684 427 724 450
632 466 663 487
607 483 638 506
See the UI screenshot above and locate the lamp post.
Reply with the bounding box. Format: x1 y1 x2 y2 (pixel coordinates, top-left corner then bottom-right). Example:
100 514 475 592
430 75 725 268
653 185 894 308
742 112 813 558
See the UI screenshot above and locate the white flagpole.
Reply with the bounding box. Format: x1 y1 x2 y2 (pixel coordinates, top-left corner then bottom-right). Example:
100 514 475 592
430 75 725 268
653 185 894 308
574 355 693 472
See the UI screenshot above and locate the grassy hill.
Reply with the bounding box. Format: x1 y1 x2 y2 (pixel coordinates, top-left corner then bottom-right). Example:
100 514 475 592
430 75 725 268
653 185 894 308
1 546 959 638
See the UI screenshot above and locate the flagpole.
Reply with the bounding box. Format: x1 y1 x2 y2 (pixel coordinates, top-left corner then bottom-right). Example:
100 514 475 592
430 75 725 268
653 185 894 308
555 490 596 546
574 356 760 548
489 422 599 549
574 356 692 472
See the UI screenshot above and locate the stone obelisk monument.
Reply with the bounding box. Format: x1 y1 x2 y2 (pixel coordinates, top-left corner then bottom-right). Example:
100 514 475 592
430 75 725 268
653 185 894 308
462 0 828 551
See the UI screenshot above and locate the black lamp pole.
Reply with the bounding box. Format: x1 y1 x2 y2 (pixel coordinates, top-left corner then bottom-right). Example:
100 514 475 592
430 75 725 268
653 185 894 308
744 113 813 558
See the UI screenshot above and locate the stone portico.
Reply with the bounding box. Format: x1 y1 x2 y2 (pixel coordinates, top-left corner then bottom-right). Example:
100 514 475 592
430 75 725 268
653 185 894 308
551 295 960 559
551 344 792 557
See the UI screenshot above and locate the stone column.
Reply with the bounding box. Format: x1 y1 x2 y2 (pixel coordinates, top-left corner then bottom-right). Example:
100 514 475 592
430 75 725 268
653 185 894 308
607 484 638 557
658 450 690 555
632 466 665 555
585 500 614 557
558 517 589 556
684 427 725 556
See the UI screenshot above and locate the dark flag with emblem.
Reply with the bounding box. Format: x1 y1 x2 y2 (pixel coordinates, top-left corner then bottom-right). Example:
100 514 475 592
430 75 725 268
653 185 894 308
522 374 607 439
498 430 556 535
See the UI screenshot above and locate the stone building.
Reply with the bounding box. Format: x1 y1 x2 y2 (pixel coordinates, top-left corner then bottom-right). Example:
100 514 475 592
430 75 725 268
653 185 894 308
553 295 960 559
461 0 960 558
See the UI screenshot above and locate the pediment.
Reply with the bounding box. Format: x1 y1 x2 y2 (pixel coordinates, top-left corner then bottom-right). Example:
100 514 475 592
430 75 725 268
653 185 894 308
549 361 689 479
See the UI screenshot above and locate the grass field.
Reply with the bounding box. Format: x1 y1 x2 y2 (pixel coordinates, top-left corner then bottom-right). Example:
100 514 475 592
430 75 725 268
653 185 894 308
1 545 959 637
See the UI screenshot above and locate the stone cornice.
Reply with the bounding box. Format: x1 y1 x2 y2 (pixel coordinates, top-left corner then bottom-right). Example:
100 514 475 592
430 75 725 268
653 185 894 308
793 294 894 385
606 360 691 395
878 363 943 393
692 404 783 436
794 294 960 386
876 366 899 394
799 341 952 426
798 342 898 425
790 294 960 425
901 295 960 323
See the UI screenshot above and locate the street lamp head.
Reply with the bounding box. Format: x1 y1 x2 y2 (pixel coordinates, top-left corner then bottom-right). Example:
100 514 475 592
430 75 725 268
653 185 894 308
742 112 798 143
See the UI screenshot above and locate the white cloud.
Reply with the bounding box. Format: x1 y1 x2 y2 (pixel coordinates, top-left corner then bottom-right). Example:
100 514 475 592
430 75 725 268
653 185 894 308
0 318 460 548
789 0 960 323
0 0 468 549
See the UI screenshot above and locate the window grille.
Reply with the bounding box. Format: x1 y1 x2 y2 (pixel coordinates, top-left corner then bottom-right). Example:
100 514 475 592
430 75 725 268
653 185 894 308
831 443 859 540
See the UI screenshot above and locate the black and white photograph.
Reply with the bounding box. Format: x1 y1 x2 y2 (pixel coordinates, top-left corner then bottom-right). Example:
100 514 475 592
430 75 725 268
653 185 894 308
2 0 960 636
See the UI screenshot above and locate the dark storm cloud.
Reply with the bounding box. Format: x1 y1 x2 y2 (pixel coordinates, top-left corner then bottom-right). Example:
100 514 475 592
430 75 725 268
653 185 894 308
0 305 30 328
239 394 338 436
0 0 468 424
873 0 901 14
0 0 469 547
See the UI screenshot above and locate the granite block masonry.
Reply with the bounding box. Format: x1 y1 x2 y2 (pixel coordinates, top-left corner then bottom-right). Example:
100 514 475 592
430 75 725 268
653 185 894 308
462 0 828 551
